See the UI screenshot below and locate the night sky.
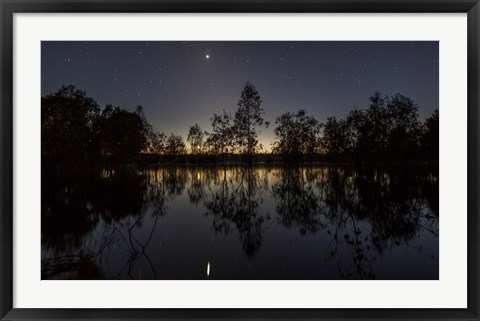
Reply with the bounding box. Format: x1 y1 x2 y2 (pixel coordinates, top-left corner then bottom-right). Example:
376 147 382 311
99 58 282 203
41 41 439 151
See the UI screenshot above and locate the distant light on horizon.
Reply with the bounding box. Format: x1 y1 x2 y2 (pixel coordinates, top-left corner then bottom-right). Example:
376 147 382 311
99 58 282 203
207 261 211 277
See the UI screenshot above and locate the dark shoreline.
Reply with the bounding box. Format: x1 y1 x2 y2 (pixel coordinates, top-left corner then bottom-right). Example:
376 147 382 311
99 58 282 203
42 157 440 169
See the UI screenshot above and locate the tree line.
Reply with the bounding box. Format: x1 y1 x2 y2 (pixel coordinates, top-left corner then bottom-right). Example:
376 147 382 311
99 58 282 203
42 82 438 165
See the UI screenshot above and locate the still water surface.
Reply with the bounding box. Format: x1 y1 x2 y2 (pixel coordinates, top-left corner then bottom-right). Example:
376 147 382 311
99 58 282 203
42 164 438 280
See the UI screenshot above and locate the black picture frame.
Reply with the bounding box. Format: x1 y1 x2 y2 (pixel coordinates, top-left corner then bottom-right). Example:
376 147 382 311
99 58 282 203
1 0 478 320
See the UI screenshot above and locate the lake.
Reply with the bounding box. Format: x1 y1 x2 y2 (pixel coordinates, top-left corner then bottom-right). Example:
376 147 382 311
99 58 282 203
41 164 439 280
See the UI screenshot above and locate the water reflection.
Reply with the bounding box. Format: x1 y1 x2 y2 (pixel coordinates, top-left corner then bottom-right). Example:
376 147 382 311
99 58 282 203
42 164 438 280
203 167 266 257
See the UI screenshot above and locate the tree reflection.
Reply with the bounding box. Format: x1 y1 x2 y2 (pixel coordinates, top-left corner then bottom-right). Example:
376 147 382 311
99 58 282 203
187 167 207 205
270 165 438 279
203 166 266 257
41 165 170 279
42 164 438 279
271 167 326 234
163 166 188 196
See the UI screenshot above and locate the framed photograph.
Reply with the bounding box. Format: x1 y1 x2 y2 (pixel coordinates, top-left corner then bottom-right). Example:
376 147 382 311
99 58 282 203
1 0 478 320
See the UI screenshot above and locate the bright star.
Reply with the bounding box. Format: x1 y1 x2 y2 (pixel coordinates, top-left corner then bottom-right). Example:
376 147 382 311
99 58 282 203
205 54 210 59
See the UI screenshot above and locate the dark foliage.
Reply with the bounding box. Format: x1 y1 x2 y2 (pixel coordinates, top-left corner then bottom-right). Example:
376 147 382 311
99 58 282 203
42 85 100 164
232 82 266 160
99 105 149 163
272 109 321 161
42 86 151 164
42 85 438 166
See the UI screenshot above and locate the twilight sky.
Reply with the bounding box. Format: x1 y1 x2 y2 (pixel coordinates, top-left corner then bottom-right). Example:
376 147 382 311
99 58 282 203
41 41 439 151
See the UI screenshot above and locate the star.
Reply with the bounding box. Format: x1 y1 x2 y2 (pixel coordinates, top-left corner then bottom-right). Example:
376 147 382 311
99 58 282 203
205 54 210 59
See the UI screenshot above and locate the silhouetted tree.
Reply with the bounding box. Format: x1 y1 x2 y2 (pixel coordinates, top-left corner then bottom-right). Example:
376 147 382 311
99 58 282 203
421 109 439 160
136 105 153 149
165 133 186 157
233 82 266 161
99 104 148 162
385 94 422 160
357 92 391 160
345 109 366 156
272 109 321 161
43 84 437 168
147 130 166 155
321 116 352 160
344 91 426 163
187 124 205 155
42 85 100 163
206 110 234 169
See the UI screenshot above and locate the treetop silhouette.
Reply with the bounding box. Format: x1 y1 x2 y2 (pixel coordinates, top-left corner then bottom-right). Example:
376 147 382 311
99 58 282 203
41 83 438 165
